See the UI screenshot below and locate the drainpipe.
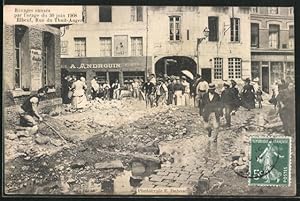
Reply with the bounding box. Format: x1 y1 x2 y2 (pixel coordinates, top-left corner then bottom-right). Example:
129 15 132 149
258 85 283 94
145 6 149 79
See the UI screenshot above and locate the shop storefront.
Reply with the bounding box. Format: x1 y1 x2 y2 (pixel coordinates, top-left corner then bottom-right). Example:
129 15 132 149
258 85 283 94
251 53 294 93
61 56 151 95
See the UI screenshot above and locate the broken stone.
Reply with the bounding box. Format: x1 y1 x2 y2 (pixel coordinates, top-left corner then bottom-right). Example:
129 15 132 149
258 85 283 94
234 165 249 174
6 134 17 140
67 178 76 184
35 136 50 145
94 160 124 170
231 155 240 161
197 177 209 194
71 160 86 169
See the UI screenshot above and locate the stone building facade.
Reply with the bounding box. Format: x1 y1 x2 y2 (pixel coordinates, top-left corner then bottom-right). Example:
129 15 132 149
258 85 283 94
3 24 62 108
250 7 294 93
61 6 251 87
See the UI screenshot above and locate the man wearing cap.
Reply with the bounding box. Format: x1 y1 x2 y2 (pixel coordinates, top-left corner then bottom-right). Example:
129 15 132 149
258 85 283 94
167 78 175 105
202 83 222 142
196 76 209 116
18 87 48 134
181 76 191 106
221 81 235 127
132 79 140 99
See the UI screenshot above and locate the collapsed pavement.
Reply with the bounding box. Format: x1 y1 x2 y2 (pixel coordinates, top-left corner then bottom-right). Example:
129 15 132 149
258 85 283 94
4 99 291 195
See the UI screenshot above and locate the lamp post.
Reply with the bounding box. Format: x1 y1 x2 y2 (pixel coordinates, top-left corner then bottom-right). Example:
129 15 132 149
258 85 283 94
197 27 210 74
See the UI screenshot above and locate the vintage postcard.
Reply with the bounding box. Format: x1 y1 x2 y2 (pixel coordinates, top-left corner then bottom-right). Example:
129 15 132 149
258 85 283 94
2 5 296 196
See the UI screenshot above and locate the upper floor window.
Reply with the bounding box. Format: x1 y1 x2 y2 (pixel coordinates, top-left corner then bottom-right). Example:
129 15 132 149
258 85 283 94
288 7 294 16
230 18 240 42
208 16 219 42
61 41 68 55
169 16 181 41
213 57 223 79
250 7 258 13
269 24 280 49
99 6 112 22
131 37 143 56
82 6 87 23
251 23 259 48
131 6 143 22
268 7 279 15
289 25 294 49
228 58 242 79
74 37 86 57
100 37 112 56
14 26 26 89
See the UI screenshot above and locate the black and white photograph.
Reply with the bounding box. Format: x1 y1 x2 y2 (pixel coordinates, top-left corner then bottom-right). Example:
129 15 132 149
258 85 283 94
2 4 296 196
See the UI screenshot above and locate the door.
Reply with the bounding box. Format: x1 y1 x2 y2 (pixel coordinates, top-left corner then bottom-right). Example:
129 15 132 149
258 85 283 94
108 72 119 86
201 68 212 83
262 66 269 93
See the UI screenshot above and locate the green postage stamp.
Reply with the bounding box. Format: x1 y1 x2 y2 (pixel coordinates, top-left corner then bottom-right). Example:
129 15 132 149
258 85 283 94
249 136 291 186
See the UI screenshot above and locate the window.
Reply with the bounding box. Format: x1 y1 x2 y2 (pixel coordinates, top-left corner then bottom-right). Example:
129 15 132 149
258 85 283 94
169 16 181 41
250 7 258 13
213 58 223 79
15 35 22 89
42 32 55 87
61 41 68 55
82 6 87 23
269 24 279 49
187 30 189 40
289 25 294 49
286 62 294 83
131 6 143 21
74 38 86 57
100 37 112 56
251 23 259 48
131 37 143 56
251 61 260 81
14 25 27 89
228 58 242 79
268 7 279 14
208 17 219 41
270 62 284 84
288 7 294 16
230 18 240 42
99 6 112 22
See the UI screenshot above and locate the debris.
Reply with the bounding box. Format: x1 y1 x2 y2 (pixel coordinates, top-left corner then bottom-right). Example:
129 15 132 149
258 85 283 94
70 160 86 169
94 160 124 170
35 136 50 145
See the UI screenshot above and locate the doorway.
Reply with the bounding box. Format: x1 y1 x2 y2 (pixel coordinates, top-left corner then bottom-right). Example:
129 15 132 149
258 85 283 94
108 72 119 86
201 68 212 83
262 66 269 93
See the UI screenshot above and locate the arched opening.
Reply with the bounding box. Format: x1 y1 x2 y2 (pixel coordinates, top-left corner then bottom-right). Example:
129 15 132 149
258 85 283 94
155 56 197 78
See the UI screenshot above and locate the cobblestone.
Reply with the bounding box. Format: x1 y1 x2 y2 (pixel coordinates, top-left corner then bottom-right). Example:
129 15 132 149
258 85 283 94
167 182 182 187
149 175 163 182
156 171 169 176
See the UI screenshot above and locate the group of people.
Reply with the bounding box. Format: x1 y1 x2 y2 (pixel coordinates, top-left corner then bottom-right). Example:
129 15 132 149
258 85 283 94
142 74 192 108
90 77 121 100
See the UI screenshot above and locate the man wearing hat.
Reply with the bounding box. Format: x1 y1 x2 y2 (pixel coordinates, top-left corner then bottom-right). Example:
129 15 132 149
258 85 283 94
221 81 235 127
143 77 156 107
18 86 48 134
181 75 191 106
167 77 175 105
195 75 209 116
202 83 222 142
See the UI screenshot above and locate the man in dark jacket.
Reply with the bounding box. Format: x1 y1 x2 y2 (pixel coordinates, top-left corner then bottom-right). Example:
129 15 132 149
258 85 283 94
221 81 235 127
143 77 156 107
202 83 222 142
18 86 48 134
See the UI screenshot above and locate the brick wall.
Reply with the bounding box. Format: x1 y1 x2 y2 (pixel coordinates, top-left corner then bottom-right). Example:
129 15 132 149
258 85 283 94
3 25 62 108
3 25 15 91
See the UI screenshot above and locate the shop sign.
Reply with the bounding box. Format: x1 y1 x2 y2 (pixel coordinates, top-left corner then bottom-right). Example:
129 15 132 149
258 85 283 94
30 49 42 91
70 63 121 69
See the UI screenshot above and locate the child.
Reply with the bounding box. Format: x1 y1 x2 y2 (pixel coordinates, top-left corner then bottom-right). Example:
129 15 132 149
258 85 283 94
256 87 263 108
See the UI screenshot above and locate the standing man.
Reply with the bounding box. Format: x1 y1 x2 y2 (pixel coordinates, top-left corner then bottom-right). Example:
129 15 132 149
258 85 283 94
202 83 222 142
143 77 156 108
196 76 209 116
19 87 48 134
191 74 202 107
132 79 139 98
221 81 235 127
181 76 191 106
167 78 175 105
112 80 120 100
103 80 111 100
173 77 184 106
91 76 99 100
